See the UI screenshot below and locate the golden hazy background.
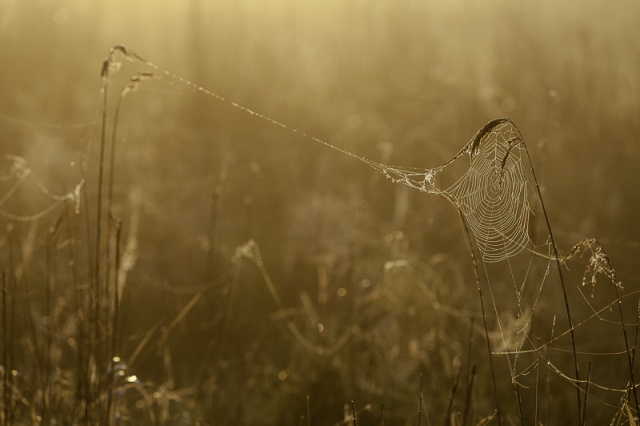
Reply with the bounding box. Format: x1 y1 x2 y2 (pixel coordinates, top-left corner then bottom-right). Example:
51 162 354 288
1 0 639 424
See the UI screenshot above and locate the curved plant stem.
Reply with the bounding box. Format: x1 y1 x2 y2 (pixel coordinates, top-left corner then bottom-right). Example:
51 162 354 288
521 132 582 424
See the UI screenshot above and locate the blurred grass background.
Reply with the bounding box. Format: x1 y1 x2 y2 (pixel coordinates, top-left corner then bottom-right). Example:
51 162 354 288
1 0 639 424
2 0 638 251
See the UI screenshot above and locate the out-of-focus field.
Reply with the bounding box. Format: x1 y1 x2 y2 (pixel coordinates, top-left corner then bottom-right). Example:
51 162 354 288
1 0 639 424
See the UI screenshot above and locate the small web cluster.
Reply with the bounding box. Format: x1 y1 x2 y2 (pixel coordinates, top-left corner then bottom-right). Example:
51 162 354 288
0 154 83 221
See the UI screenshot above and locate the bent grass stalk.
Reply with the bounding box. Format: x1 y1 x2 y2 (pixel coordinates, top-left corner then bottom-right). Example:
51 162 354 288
581 361 592 426
2 271 9 426
462 365 477 426
88 54 111 424
418 373 423 426
351 400 357 426
444 363 462 426
522 137 583 423
614 282 640 415
106 217 122 425
92 48 156 424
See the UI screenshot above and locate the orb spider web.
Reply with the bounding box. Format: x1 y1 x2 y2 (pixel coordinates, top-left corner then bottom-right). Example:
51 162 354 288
367 118 534 266
446 120 531 263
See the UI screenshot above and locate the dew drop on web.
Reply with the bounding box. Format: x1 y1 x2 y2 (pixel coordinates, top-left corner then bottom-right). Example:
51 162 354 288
424 170 435 186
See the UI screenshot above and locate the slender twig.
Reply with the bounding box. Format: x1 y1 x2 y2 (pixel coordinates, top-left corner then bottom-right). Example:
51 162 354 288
513 380 526 426
543 315 556 426
2 271 9 426
444 364 462 426
5 258 15 426
106 217 123 425
63 197 86 416
462 366 477 426
418 373 423 426
465 319 474 382
80 175 94 422
581 361 592 425
10 226 44 422
11 229 42 384
43 227 55 424
90 56 111 424
633 301 640 369
5 232 20 426
520 121 582 423
207 187 221 278
613 282 640 415
106 86 125 221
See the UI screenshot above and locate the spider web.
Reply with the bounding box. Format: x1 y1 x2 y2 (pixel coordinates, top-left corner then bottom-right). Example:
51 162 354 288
363 119 533 265
104 47 533 264
446 120 531 263
373 120 540 367
0 154 83 221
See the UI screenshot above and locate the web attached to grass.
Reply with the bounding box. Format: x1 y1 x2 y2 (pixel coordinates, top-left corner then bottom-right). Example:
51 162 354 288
108 46 534 265
0 154 83 221
372 119 533 263
92 47 560 361
447 121 531 263
373 119 544 399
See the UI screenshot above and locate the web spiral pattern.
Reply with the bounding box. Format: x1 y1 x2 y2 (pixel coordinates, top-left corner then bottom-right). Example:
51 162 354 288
446 120 531 263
